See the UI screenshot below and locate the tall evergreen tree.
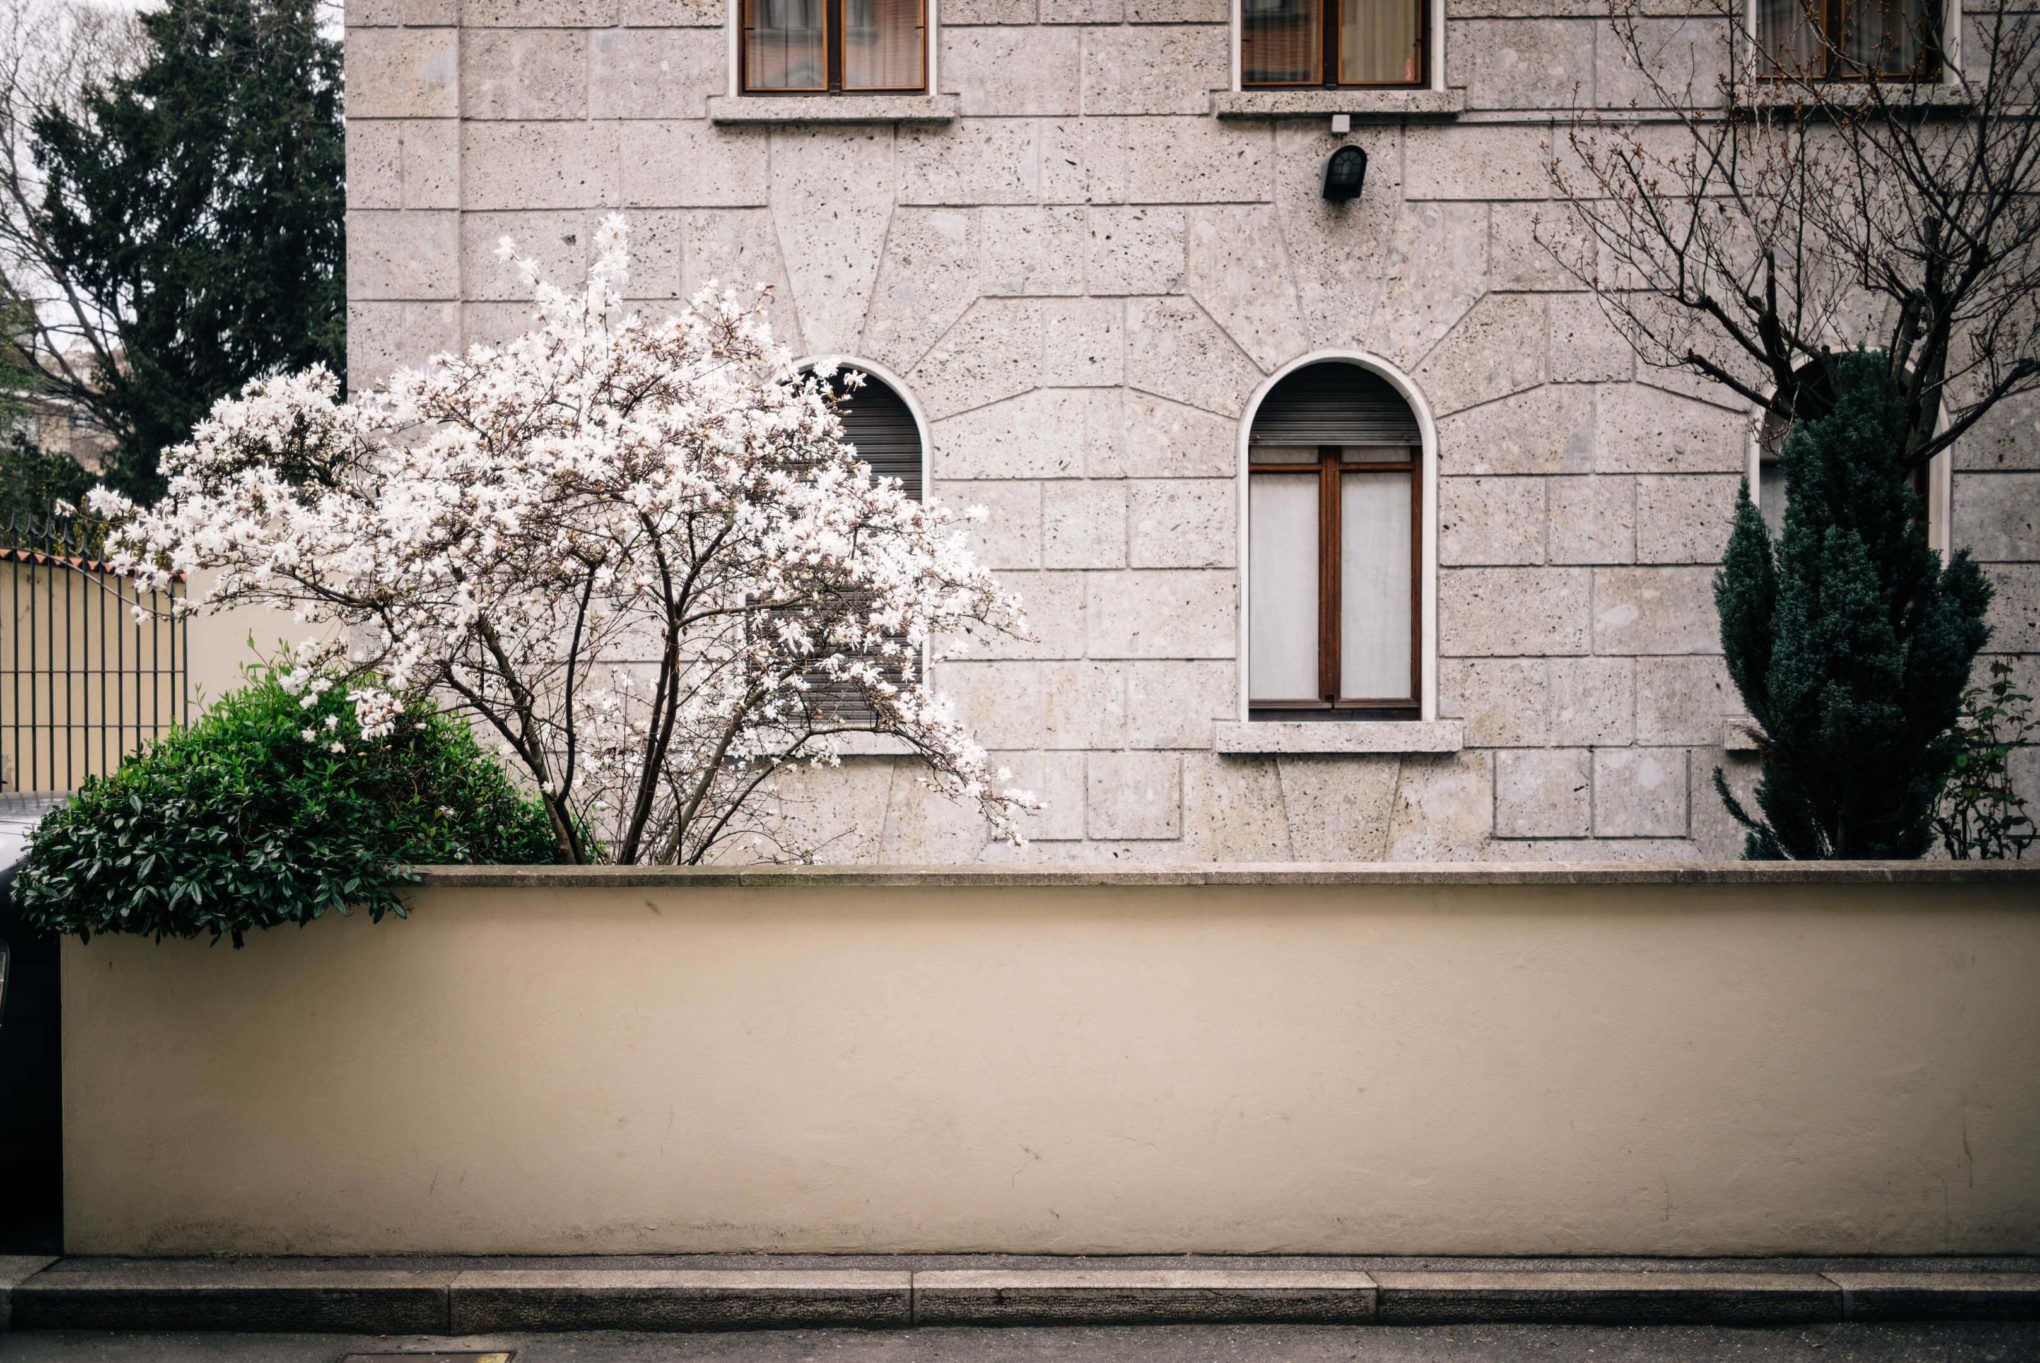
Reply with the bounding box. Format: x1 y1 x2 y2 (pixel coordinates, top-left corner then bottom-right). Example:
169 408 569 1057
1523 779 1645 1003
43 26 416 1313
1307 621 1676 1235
1715 352 1994 859
25 0 342 502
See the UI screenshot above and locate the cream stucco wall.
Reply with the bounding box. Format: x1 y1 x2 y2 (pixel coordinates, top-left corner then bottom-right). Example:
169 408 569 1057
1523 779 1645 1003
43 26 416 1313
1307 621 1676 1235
62 865 2040 1256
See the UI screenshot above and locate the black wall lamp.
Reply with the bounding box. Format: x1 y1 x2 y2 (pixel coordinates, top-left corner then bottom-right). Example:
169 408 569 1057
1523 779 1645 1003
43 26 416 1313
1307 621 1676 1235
1323 145 1368 203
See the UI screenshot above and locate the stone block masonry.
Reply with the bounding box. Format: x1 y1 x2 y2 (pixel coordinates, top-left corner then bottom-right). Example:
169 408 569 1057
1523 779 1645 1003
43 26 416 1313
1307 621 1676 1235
343 0 2039 863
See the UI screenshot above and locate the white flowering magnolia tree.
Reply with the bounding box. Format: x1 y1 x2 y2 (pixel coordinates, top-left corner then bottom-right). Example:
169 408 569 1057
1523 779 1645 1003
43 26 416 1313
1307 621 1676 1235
88 216 1033 865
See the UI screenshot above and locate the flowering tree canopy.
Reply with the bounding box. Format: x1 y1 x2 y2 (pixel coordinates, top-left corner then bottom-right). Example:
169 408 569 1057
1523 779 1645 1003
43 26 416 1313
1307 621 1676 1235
88 216 1033 864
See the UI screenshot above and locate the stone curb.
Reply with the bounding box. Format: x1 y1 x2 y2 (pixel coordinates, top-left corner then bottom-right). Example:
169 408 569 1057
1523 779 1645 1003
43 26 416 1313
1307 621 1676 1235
448 1270 914 1332
0 1258 56 1331
6 1263 2040 1332
914 1269 1380 1325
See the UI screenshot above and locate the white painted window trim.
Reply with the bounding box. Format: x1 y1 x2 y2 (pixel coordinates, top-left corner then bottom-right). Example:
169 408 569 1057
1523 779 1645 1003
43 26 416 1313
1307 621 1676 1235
1739 0 1963 84
725 0 941 98
1235 350 1441 727
1229 0 1447 92
1745 398 1953 557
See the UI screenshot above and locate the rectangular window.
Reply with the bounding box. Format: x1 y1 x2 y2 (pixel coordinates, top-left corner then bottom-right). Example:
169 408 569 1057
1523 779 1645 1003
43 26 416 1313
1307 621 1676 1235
1248 444 1419 716
1242 0 1426 88
1757 0 1941 78
742 0 926 92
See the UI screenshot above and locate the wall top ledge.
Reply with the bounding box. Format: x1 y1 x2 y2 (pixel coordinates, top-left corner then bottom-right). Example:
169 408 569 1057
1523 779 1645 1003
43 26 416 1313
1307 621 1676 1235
412 862 2040 889
708 94 961 124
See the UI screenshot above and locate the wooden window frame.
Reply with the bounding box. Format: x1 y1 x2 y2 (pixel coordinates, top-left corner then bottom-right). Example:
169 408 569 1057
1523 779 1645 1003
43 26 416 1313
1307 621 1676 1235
1239 0 1431 91
1758 0 1944 80
1248 443 1422 719
740 0 929 94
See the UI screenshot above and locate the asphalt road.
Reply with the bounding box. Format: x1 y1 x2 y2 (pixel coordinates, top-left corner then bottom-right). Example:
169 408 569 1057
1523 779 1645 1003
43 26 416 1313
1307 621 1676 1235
5 1322 2040 1362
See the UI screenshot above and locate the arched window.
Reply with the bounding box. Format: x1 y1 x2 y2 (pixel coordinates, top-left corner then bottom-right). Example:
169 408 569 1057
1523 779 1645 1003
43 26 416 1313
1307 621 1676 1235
1752 359 1949 554
797 358 928 722
1245 358 1429 720
812 362 925 501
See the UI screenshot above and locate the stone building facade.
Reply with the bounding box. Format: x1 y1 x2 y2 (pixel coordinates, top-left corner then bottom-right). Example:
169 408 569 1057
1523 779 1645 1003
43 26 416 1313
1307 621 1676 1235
343 0 2039 861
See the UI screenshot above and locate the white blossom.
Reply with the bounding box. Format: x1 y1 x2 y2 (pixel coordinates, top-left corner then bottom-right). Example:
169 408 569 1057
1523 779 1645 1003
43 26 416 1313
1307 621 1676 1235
93 215 1034 865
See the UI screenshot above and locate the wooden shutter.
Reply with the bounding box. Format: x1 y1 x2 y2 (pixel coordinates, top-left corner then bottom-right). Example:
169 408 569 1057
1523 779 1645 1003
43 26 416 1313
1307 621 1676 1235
834 372 923 501
1249 361 1420 447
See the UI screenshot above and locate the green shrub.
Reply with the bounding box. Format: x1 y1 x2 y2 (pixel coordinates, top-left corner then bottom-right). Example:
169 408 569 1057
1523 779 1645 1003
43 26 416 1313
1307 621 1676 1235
1713 352 1993 859
15 665 560 946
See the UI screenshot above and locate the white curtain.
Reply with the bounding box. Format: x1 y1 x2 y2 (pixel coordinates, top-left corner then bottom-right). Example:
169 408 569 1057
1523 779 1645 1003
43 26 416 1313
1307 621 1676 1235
1338 471 1412 700
746 0 825 88
1338 0 1420 84
1249 474 1320 701
844 0 925 89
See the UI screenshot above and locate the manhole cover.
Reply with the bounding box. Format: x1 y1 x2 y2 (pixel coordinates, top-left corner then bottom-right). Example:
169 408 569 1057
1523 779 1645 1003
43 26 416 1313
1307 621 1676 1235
339 1354 513 1363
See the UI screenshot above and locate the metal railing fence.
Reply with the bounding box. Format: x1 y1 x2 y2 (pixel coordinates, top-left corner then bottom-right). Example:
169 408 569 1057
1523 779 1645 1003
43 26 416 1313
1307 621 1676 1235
1 510 188 794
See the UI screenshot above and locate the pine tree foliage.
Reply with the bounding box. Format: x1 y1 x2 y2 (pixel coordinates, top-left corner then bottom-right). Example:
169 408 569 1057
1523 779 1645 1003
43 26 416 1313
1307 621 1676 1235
26 0 342 502
1714 352 1994 859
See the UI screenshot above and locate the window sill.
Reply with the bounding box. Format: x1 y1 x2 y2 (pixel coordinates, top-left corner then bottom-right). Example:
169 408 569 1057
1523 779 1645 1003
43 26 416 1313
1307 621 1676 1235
1732 82 1974 116
1213 719 1464 755
708 94 960 125
1211 89 1466 121
825 732 917 758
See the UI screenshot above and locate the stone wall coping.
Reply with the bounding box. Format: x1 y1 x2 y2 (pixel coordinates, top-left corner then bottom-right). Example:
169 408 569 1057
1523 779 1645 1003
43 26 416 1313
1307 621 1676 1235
1214 720 1466 753
409 861 2040 888
1211 89 1467 120
708 94 961 125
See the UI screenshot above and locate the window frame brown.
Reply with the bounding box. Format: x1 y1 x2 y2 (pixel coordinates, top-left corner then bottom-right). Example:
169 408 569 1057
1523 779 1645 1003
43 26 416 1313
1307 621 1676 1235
1758 0 1944 81
1247 443 1422 719
740 0 930 94
1239 0 1431 91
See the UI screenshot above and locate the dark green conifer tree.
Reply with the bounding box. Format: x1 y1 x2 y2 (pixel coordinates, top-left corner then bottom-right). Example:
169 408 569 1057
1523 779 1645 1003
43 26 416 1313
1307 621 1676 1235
27 0 343 503
1715 351 1993 859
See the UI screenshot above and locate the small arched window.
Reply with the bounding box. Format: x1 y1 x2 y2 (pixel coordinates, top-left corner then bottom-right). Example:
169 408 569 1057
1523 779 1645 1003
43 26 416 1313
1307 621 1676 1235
800 360 927 723
821 365 924 501
1246 360 1424 720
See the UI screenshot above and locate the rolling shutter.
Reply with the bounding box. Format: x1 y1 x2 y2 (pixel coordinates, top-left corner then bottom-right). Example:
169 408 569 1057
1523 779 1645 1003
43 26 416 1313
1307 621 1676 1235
812 368 924 724
834 373 923 501
1249 361 1420 447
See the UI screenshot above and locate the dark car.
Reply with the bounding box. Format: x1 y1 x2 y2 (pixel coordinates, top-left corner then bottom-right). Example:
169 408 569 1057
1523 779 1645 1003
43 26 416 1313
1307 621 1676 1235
1 792 65 1254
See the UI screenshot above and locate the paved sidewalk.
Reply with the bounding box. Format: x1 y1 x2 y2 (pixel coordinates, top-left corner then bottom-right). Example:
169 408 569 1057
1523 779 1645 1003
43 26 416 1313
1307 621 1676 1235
5 1321 2040 1361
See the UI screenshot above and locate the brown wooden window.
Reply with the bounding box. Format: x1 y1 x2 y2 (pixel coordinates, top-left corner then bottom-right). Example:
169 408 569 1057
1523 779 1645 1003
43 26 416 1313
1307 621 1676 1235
1248 362 1422 720
1240 0 1427 88
1756 0 1941 78
742 0 927 92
